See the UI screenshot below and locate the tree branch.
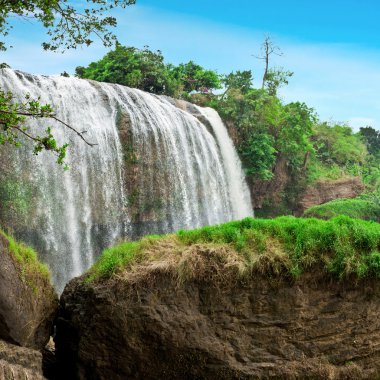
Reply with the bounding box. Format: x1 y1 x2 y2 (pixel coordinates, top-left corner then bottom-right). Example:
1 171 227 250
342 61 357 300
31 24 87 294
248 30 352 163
0 109 98 147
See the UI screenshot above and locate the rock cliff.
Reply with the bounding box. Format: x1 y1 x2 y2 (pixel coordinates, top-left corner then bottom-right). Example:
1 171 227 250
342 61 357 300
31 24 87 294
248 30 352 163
56 243 380 380
299 177 365 212
0 339 46 380
0 231 57 349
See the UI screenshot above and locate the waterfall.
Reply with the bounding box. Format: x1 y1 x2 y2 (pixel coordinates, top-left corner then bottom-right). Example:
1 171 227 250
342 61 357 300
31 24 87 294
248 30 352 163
196 106 253 219
0 69 252 292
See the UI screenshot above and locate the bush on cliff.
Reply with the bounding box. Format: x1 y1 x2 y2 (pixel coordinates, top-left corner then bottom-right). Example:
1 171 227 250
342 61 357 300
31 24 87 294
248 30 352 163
304 191 380 222
87 216 380 283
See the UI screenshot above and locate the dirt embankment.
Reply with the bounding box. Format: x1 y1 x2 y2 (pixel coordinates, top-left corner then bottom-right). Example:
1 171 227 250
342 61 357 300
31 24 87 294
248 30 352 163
56 243 380 380
249 156 364 216
299 177 365 212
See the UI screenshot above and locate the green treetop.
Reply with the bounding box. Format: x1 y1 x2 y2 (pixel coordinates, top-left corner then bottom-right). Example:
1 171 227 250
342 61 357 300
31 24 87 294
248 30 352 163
76 44 222 97
75 44 177 95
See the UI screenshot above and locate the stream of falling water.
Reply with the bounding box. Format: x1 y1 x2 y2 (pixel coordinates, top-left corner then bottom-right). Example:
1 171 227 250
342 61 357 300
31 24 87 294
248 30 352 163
196 106 253 220
0 69 252 292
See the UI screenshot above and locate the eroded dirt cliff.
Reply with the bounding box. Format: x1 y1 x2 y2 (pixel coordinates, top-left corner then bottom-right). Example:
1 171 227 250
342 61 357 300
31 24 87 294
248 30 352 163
300 177 365 212
56 247 380 380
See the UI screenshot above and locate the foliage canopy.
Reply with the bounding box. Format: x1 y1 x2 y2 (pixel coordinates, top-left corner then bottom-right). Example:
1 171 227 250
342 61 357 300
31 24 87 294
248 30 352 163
76 44 176 95
0 88 69 167
75 44 222 97
0 0 135 165
360 126 380 157
0 0 135 51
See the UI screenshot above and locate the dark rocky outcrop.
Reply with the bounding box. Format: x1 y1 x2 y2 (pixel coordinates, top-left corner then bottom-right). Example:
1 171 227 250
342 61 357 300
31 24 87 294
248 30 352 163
0 339 46 380
56 252 380 380
0 232 58 350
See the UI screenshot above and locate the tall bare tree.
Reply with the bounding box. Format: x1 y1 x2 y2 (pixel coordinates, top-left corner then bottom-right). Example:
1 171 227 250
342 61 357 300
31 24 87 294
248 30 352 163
253 36 283 89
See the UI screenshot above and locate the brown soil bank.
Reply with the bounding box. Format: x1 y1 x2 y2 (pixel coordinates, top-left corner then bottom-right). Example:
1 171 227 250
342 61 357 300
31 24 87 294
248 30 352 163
299 177 365 213
56 237 380 380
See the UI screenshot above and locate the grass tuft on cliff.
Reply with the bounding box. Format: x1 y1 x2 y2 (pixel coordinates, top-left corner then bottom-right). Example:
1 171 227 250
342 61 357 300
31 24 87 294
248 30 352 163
304 191 380 222
0 229 51 292
87 216 380 283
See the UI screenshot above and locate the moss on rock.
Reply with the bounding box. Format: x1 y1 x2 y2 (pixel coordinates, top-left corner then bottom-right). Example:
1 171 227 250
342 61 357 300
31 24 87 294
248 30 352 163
0 229 58 349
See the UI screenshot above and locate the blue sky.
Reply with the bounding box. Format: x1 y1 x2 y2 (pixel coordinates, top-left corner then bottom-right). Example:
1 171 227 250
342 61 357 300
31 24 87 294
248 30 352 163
2 0 380 130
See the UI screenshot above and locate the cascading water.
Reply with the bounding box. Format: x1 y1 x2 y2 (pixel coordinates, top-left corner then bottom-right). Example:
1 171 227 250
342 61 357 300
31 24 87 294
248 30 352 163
0 70 127 292
0 69 252 292
196 106 253 219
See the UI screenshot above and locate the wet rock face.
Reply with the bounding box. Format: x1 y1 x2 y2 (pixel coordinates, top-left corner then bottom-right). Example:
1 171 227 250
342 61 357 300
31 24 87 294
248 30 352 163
56 272 380 380
0 234 58 350
0 339 46 380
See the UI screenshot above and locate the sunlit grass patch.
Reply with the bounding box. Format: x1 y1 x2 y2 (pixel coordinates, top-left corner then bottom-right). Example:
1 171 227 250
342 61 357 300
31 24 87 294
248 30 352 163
88 216 380 282
0 229 51 293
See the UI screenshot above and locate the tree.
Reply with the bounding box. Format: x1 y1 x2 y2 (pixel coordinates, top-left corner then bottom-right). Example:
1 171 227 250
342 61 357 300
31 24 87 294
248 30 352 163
359 126 380 157
264 68 293 96
359 127 380 186
312 123 368 166
0 0 135 52
213 72 315 181
76 47 222 98
221 70 253 99
75 44 178 95
167 61 222 95
214 87 276 179
277 101 315 169
0 0 135 165
254 36 282 89
254 36 293 94
0 86 97 169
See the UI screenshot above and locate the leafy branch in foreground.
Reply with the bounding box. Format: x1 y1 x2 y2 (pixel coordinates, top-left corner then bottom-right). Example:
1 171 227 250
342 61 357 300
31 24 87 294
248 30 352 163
0 1 137 164
0 0 136 52
0 89 97 169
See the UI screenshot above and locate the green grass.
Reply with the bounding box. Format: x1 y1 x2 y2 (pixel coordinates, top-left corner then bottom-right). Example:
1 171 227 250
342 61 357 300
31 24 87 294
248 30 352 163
0 229 51 293
88 216 380 282
304 192 380 222
178 216 380 278
86 234 162 282
307 162 348 183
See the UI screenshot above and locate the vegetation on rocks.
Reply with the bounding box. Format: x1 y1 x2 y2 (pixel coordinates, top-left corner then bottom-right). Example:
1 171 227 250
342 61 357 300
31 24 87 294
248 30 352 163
304 191 380 222
0 229 50 291
87 216 380 283
0 228 57 350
